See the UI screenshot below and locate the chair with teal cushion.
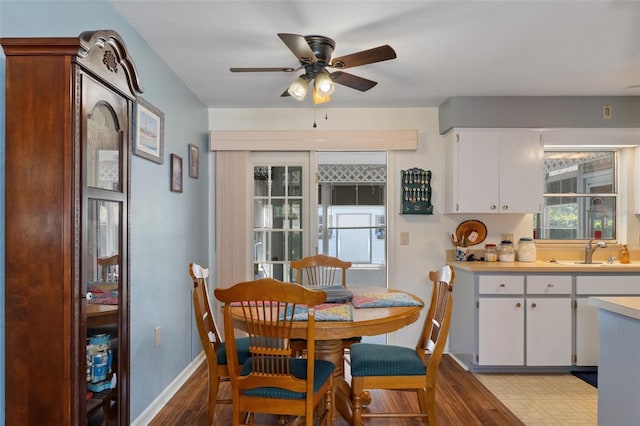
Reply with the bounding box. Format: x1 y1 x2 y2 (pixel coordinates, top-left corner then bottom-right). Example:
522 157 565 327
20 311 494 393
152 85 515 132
240 357 335 399
216 337 251 366
350 264 455 425
215 277 335 426
189 262 251 426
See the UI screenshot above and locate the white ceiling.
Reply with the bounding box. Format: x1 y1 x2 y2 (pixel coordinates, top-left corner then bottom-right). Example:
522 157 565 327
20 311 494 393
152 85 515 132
109 0 640 109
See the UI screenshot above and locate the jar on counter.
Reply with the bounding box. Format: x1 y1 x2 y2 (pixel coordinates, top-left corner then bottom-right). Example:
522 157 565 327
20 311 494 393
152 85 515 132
517 237 536 262
497 240 515 262
484 244 498 262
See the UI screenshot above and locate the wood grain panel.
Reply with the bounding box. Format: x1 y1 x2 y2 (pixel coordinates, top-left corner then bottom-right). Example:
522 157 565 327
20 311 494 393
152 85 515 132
5 53 75 425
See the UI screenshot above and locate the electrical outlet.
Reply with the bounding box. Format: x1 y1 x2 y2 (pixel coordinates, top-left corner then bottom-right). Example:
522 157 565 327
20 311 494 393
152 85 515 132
154 327 161 347
603 104 612 119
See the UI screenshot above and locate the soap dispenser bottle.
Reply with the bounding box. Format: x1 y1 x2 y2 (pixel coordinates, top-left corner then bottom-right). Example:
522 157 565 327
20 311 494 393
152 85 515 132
619 244 630 264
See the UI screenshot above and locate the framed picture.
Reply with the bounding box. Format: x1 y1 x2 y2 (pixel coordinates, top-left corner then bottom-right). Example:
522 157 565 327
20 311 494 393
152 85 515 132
133 97 164 164
188 144 199 179
170 154 183 193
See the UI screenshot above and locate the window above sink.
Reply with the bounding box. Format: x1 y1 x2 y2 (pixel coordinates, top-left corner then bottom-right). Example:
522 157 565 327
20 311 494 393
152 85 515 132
535 151 617 242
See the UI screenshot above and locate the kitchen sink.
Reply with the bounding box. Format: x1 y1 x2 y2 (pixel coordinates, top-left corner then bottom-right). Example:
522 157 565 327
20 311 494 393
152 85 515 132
551 260 634 267
559 261 605 266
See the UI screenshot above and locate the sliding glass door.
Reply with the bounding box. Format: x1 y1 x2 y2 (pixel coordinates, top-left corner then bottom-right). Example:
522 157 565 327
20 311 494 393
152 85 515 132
316 152 387 288
249 151 387 290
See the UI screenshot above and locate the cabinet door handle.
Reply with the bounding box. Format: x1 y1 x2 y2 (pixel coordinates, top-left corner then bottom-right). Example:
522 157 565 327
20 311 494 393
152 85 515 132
502 205 509 211
547 283 554 287
531 303 537 308
516 302 521 308
490 205 497 210
499 283 506 287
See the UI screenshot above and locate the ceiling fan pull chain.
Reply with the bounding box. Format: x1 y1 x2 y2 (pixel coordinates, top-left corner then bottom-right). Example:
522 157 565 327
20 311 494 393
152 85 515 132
313 104 317 128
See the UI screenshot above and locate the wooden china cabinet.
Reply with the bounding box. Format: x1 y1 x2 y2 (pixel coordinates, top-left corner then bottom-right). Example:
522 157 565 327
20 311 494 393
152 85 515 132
2 31 142 425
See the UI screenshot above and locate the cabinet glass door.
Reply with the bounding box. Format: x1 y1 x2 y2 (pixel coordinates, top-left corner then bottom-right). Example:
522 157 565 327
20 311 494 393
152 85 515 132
82 73 128 424
87 103 122 191
85 199 120 405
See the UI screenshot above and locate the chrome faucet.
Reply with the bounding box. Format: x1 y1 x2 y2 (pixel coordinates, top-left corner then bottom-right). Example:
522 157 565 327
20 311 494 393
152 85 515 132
584 239 607 264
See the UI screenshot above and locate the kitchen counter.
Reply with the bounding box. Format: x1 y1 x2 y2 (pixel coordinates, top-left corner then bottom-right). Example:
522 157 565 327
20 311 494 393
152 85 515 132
449 266 640 373
589 296 640 320
589 296 640 426
451 260 640 273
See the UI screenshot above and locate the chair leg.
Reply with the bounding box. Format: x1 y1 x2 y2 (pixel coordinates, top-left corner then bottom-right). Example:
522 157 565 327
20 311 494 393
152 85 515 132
425 386 437 425
207 371 219 425
232 407 242 425
351 378 363 426
416 388 430 424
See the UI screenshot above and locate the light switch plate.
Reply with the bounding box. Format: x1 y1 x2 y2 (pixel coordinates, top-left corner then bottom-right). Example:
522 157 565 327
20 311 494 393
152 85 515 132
400 232 410 245
154 327 161 347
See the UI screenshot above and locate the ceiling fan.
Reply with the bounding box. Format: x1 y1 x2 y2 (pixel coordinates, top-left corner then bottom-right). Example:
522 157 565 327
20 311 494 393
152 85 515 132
230 33 397 104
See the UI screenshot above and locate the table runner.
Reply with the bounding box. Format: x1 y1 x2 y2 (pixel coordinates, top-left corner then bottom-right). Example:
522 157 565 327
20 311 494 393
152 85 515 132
282 303 353 321
351 292 423 308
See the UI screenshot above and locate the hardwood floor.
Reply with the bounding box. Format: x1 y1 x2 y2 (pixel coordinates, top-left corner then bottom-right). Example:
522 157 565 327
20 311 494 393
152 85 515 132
149 355 523 425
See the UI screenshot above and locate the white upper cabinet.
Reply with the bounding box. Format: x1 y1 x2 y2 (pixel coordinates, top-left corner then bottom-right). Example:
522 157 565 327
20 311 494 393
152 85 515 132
444 129 544 213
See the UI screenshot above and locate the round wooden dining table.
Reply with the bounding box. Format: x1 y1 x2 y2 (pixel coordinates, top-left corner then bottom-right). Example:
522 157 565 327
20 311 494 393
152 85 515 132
230 285 424 423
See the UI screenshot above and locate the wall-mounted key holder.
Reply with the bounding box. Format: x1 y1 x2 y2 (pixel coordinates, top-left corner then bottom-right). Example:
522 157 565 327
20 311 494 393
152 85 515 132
401 168 433 214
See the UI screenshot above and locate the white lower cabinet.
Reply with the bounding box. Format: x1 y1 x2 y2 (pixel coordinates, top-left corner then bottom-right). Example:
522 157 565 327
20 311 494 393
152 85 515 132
526 297 572 365
477 274 572 367
575 275 640 366
526 275 572 366
478 297 524 365
452 270 640 371
575 298 599 366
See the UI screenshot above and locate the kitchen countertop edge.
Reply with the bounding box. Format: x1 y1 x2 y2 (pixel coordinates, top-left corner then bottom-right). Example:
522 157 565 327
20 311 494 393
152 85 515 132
451 260 640 273
589 296 640 320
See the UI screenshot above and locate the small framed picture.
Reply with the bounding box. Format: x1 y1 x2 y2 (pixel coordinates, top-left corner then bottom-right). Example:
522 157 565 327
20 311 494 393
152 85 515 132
170 154 183 193
189 144 199 179
133 97 164 164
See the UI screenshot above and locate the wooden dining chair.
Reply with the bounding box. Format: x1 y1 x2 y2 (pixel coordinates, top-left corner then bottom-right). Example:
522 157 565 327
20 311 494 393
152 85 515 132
188 262 251 426
290 254 360 361
290 254 352 288
214 277 335 426
349 264 455 426
97 254 119 283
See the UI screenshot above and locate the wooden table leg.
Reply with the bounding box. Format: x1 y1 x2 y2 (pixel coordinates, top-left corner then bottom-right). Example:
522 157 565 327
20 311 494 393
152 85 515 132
314 339 353 423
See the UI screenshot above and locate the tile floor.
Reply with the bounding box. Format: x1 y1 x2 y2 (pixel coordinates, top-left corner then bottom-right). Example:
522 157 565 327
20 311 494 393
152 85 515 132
474 373 597 425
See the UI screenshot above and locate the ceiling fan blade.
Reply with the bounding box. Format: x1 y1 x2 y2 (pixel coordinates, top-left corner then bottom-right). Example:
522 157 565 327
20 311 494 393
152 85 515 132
278 33 317 64
330 45 397 69
230 67 296 72
330 71 378 92
281 89 291 97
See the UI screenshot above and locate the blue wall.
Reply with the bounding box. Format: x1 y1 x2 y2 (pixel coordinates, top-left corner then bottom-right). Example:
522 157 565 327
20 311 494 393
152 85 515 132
0 0 210 421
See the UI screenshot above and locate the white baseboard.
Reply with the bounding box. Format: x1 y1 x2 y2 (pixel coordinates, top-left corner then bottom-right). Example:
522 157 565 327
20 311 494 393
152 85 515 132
131 352 205 425
448 352 470 371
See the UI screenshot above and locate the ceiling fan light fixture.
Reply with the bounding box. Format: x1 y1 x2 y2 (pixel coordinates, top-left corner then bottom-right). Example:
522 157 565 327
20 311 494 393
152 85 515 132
288 75 310 101
312 86 331 104
314 71 335 96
